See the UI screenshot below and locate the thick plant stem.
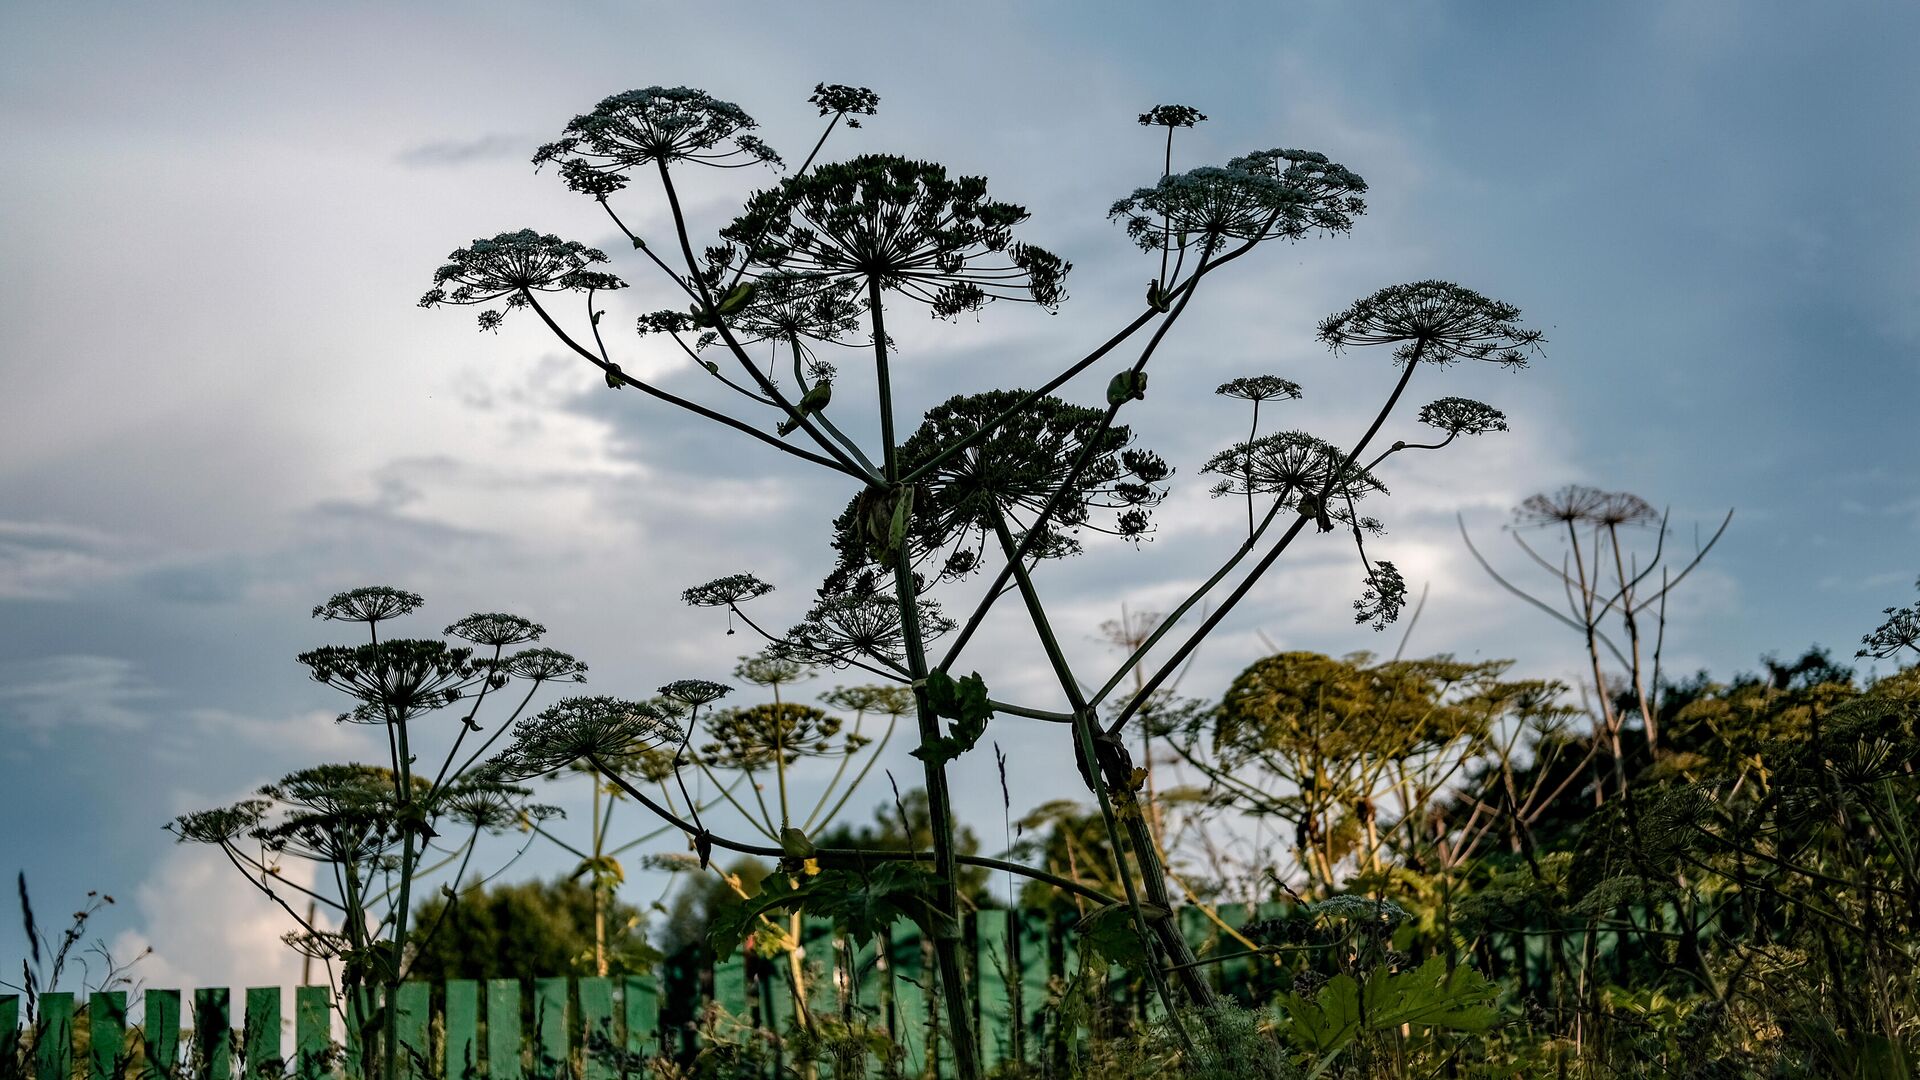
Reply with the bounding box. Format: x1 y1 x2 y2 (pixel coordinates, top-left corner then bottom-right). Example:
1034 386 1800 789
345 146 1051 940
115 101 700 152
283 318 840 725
894 557 982 1080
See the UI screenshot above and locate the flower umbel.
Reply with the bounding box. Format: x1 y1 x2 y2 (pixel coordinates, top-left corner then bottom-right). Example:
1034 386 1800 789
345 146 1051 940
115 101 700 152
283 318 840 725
1317 280 1543 368
532 86 779 184
420 230 620 331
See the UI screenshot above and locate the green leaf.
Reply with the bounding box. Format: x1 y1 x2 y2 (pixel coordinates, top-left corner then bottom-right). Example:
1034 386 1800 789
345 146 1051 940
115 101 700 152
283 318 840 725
912 670 993 764
1073 902 1167 976
1362 954 1499 1034
1281 974 1361 1056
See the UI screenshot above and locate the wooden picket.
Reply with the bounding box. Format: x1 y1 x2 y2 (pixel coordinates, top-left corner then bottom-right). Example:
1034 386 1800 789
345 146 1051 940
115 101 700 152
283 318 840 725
0 903 1365 1079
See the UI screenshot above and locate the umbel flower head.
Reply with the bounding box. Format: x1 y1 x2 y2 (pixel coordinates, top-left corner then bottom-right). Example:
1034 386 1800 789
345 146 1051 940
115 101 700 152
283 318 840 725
810 83 881 127
683 573 776 609
488 696 683 781
1859 579 1920 661
1200 431 1386 509
659 679 733 710
1514 485 1656 528
773 591 955 669
1317 280 1543 368
1416 397 1508 437
1139 104 1208 128
720 154 1070 316
700 702 865 770
827 391 1171 585
1354 560 1409 631
532 86 780 193
420 230 621 331
1216 375 1303 403
313 586 424 624
445 613 546 648
820 684 915 717
639 271 867 356
1108 149 1367 254
297 640 481 720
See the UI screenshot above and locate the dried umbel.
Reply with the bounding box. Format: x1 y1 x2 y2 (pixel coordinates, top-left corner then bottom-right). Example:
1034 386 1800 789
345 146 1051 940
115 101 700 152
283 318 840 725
1318 280 1543 368
1108 149 1366 254
444 613 547 648
828 391 1170 584
721 154 1069 316
774 590 954 669
489 696 683 780
682 573 775 609
1200 431 1386 509
533 86 779 185
313 586 424 624
420 230 622 331
1416 397 1508 437
700 702 864 770
297 640 481 720
1514 484 1657 528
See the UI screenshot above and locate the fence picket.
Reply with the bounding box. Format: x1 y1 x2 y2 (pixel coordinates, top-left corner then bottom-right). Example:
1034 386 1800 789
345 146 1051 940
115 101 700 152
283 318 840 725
192 990 229 1080
0 996 18 1080
35 992 72 1080
293 987 329 1080
531 979 566 1080
243 988 279 1080
144 991 179 1080
442 982 476 1080
575 979 612 1080
620 976 656 1060
484 981 520 1080
392 984 428 1080
90 992 127 1080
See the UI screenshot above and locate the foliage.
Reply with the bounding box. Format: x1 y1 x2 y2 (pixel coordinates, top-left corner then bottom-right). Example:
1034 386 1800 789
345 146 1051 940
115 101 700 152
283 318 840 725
406 877 658 981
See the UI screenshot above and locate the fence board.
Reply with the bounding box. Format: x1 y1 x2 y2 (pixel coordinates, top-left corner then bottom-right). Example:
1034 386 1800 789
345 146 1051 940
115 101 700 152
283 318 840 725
144 991 179 1080
576 979 613 1080
193 990 231 1080
620 976 656 1060
36 992 73 1080
531 979 567 1080
1 996 18 1080
243 988 279 1080
484 981 520 1080
294 987 329 1080
393 984 429 1080
972 911 1011 1071
91 992 127 1080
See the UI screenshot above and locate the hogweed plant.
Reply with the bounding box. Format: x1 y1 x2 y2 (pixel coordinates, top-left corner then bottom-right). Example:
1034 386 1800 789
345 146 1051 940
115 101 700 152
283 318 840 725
168 590 584 1080
418 83 1546 1079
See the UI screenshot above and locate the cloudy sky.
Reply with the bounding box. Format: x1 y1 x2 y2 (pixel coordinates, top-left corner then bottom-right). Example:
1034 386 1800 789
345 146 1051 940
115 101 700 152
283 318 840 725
3 1 1916 995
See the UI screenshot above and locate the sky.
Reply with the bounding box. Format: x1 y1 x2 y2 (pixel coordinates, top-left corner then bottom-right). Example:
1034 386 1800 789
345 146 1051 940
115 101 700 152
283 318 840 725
2 0 1917 997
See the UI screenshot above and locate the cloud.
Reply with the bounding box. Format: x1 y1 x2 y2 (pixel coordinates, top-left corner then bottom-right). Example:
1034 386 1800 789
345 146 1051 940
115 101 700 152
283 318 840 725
110 846 313 1007
0 655 161 742
395 134 528 168
0 520 128 599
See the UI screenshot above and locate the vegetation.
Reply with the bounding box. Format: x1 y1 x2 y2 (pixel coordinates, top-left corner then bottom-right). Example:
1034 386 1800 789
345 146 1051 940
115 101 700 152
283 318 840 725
52 76 1902 1080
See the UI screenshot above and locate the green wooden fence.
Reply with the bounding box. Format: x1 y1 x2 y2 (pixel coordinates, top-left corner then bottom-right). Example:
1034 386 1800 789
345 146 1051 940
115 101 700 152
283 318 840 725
3 901 1613 1078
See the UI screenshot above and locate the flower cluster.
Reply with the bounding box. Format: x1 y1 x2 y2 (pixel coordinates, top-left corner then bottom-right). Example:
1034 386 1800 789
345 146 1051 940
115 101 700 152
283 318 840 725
1354 560 1409 631
1201 431 1386 510
1416 397 1508 436
420 230 621 331
828 391 1170 584
720 155 1069 316
809 83 880 127
1318 280 1543 368
1514 485 1656 528
1216 375 1303 403
700 703 864 770
1109 148 1367 254
1858 579 1920 661
297 640 481 721
532 86 779 196
1139 104 1208 128
773 591 954 669
488 696 683 780
683 573 776 609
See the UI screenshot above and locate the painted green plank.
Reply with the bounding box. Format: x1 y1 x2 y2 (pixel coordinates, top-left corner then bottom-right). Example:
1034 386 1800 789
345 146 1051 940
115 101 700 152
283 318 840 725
192 990 230 1080
711 954 747 1021
576 979 613 1080
144 991 180 1080
972 911 1011 1072
90 992 127 1080
484 981 521 1080
243 988 279 1080
443 981 478 1080
393 984 428 1080
36 992 74 1080
531 979 567 1080
293 987 329 1080
620 976 657 1059
1 996 19 1080
1019 910 1051 1071
342 988 375 1080
802 917 837 1025
886 925 925 1075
